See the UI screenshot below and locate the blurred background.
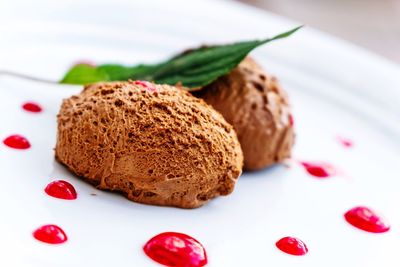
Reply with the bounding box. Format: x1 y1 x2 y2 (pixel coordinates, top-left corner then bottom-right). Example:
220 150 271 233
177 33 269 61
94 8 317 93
236 0 400 63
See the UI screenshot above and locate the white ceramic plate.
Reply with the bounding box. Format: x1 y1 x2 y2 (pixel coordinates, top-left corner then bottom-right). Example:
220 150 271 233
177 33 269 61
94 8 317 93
1 0 400 266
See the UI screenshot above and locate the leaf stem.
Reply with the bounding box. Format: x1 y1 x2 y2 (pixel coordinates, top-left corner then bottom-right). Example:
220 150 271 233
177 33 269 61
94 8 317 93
0 70 58 84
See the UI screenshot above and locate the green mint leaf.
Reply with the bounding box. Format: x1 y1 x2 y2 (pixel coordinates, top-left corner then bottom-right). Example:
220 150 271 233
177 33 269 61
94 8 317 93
60 26 302 89
97 64 159 81
60 64 109 84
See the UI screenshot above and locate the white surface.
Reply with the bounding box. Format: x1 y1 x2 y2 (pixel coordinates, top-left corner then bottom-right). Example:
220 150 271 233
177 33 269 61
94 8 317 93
0 0 400 266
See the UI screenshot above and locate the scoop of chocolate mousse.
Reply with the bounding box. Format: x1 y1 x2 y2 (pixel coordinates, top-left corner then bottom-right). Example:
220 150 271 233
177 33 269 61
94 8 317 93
194 57 294 171
55 81 243 208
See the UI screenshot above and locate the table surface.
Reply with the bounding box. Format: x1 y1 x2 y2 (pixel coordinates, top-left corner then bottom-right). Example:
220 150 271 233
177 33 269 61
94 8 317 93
237 0 400 64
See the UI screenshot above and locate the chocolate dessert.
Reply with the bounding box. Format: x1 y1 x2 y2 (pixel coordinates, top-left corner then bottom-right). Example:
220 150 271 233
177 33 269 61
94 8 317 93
195 57 294 170
55 81 243 208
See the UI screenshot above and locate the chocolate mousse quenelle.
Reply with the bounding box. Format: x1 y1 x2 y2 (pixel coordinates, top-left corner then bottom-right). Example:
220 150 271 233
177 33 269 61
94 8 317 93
55 81 243 208
195 57 295 170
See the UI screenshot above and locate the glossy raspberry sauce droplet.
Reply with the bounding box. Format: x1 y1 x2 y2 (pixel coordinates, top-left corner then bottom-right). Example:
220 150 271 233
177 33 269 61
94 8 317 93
276 236 308 256
133 80 156 92
22 102 42 113
3 134 31 149
73 60 96 67
344 206 390 233
33 224 68 244
300 161 336 178
288 114 294 126
143 232 207 267
45 180 77 200
336 136 353 148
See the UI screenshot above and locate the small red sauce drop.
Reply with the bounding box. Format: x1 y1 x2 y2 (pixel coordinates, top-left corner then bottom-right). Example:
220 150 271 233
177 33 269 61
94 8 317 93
143 232 207 267
73 60 96 67
276 236 308 256
3 134 31 149
336 136 353 148
344 206 390 233
133 80 156 92
300 161 336 178
22 102 42 113
33 224 68 244
45 180 77 200
288 114 294 126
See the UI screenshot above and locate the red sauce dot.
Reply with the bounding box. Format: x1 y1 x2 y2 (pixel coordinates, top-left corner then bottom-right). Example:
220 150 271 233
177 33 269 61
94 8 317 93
300 161 336 178
3 134 31 149
73 60 96 67
344 206 390 233
33 224 68 244
132 80 156 92
276 236 308 256
45 180 77 200
336 136 353 148
143 232 207 267
22 102 42 113
288 114 294 126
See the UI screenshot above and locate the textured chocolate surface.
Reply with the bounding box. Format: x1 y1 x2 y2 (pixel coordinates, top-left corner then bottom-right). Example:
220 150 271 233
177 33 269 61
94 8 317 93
195 57 294 170
55 82 243 208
